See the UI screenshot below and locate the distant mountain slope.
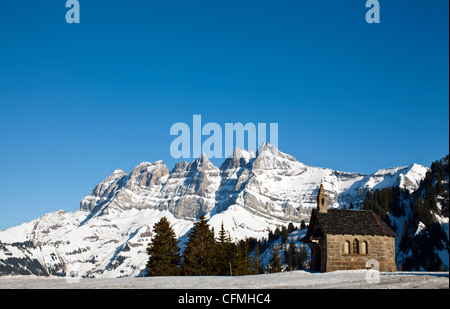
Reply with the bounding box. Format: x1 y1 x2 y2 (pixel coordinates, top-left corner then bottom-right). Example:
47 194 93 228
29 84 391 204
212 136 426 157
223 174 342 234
394 155 449 271
0 144 430 277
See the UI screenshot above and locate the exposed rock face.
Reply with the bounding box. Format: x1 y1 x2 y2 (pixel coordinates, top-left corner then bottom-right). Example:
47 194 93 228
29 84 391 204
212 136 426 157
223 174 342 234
127 161 169 189
80 169 128 212
97 155 221 219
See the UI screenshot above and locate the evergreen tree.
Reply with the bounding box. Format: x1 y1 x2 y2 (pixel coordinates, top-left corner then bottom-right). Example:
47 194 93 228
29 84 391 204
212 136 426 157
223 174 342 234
233 240 251 276
285 239 297 270
146 216 180 276
364 191 373 211
250 242 264 274
281 225 289 244
273 227 281 240
298 244 308 269
268 246 283 273
300 219 306 230
217 222 227 244
268 229 275 242
216 222 234 275
287 222 295 233
182 215 218 276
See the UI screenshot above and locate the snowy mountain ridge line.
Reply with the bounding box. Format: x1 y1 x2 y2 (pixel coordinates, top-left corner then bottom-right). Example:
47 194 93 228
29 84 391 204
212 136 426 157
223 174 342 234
0 144 429 278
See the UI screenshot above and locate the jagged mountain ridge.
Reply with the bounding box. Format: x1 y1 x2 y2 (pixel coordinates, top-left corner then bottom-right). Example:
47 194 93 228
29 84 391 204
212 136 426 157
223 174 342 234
0 143 429 277
80 143 428 224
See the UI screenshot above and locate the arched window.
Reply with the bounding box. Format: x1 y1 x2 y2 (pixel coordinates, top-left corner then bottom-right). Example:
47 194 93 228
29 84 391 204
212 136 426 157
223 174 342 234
321 198 325 206
343 241 350 254
352 239 359 254
361 241 368 254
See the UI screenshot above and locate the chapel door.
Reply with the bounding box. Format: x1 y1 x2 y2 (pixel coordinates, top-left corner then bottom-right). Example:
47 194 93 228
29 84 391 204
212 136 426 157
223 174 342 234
311 243 322 271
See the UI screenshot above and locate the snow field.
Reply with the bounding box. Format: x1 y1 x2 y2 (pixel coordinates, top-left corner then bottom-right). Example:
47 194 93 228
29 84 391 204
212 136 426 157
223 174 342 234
0 270 447 289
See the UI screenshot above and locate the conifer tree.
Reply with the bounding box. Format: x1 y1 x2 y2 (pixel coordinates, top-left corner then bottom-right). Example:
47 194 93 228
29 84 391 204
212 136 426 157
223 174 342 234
182 215 218 276
281 225 289 243
285 239 297 270
274 227 281 240
300 219 306 230
268 246 283 273
298 244 308 269
250 242 264 274
216 222 234 275
233 240 251 276
146 216 180 276
287 222 295 233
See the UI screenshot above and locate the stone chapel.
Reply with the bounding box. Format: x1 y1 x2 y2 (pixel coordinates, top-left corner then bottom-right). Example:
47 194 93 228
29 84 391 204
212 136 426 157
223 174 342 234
301 183 397 272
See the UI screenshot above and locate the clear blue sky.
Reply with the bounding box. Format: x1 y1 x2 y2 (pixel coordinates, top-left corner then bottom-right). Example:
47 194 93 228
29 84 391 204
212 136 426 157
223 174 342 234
0 0 448 230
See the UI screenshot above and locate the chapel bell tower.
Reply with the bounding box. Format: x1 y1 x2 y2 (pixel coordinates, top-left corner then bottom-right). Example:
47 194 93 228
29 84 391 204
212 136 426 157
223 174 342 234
317 183 328 213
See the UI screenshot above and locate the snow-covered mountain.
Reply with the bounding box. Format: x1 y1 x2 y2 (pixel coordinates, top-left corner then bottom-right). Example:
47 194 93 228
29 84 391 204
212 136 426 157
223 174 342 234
0 144 429 278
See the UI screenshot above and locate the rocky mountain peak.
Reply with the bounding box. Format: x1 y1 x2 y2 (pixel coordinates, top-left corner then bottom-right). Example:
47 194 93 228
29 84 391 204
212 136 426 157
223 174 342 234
252 143 300 172
171 160 189 174
80 169 128 212
127 161 169 189
220 147 255 173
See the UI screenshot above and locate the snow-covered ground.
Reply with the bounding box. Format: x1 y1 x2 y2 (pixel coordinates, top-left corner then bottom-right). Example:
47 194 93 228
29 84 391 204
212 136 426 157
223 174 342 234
0 270 448 289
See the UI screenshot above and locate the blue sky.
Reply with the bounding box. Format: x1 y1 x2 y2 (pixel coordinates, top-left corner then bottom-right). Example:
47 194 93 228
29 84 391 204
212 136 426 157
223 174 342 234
0 0 448 230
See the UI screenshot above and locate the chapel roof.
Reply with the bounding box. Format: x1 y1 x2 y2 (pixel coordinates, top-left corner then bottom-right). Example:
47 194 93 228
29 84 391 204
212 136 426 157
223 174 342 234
302 209 398 241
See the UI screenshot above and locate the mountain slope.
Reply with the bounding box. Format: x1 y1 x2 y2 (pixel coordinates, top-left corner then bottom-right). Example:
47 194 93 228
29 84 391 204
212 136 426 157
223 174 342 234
0 144 430 277
396 155 449 271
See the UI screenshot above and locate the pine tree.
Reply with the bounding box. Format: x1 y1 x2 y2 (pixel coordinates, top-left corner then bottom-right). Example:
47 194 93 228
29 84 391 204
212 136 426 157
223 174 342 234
298 244 307 269
182 215 218 276
287 222 295 233
281 225 289 244
268 246 283 273
364 191 373 211
250 242 264 274
146 216 180 276
285 239 297 271
399 218 409 252
300 219 306 230
216 222 234 275
233 240 251 276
